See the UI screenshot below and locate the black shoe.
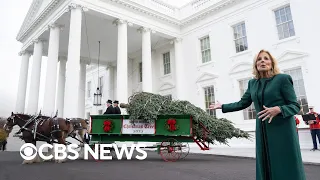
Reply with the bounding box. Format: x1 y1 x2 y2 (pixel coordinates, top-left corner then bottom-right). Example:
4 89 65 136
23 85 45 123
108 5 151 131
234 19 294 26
310 148 318 151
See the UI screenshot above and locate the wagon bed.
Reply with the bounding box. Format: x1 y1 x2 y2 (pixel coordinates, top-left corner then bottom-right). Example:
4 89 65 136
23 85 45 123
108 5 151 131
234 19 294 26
88 114 210 162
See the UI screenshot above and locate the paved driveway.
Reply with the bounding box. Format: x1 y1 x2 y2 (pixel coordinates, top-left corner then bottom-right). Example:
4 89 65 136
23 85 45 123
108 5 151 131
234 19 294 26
0 151 318 180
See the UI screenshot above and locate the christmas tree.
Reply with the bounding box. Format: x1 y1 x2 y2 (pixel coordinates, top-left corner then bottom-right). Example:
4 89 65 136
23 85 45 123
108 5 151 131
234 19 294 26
120 92 251 145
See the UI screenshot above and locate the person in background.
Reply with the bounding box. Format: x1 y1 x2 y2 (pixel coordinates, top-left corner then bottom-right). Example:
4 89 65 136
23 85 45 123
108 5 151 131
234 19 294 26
104 99 115 114
294 115 300 135
0 139 7 151
113 100 121 114
294 106 303 136
305 106 320 151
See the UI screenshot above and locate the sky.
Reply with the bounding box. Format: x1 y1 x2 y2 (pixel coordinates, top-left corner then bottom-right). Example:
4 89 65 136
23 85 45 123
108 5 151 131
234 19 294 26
0 0 192 117
0 0 36 117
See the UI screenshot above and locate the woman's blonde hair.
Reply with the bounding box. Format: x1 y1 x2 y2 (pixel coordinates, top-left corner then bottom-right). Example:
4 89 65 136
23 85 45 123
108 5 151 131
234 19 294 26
252 49 281 79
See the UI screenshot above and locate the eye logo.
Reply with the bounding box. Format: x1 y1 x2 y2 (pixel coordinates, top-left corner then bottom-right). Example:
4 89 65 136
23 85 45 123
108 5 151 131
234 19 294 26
20 143 37 160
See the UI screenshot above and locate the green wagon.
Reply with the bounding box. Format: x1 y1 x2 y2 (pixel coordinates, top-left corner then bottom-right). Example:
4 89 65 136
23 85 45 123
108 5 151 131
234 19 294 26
88 114 210 162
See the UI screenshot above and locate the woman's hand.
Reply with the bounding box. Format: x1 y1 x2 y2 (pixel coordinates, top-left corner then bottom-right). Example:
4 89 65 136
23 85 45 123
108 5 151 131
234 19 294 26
258 105 281 123
209 101 222 110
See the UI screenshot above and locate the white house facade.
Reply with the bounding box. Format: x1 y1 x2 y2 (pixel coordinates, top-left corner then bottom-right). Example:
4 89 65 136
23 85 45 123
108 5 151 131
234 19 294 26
12 0 320 150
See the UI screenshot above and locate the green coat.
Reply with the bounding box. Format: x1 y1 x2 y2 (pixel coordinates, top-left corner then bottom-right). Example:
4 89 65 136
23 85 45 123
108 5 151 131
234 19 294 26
222 74 306 180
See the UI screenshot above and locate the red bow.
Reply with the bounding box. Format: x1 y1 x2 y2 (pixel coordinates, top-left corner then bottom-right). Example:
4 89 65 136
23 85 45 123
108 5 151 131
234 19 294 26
167 119 176 131
104 121 111 126
103 120 112 132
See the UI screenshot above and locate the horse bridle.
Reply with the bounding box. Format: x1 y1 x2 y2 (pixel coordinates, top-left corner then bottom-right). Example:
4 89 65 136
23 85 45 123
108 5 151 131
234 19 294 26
4 114 20 131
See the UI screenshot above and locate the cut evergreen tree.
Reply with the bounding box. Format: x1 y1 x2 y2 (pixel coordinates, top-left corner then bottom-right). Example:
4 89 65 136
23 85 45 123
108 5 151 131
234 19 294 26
120 92 251 145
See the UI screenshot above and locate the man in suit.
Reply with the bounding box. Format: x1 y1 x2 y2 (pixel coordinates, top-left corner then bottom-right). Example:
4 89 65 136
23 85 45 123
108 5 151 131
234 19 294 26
113 100 121 114
104 100 115 114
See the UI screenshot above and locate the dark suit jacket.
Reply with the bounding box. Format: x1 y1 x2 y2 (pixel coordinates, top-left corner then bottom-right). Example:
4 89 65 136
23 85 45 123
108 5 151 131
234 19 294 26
114 106 121 114
104 106 115 114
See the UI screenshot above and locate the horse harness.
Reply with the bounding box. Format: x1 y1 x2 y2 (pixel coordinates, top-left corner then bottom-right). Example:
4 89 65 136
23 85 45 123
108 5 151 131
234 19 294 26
13 115 65 143
10 114 87 145
66 118 87 138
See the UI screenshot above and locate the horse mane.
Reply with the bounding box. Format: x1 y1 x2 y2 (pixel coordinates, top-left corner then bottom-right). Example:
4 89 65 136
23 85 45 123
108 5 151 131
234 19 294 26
14 113 51 120
15 113 33 119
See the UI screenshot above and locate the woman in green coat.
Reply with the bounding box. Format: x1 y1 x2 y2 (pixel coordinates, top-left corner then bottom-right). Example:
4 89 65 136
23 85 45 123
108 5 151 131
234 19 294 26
210 49 306 180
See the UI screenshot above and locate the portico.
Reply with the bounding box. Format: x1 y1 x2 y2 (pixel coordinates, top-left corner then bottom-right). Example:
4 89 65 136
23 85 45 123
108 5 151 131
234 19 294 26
15 1 183 118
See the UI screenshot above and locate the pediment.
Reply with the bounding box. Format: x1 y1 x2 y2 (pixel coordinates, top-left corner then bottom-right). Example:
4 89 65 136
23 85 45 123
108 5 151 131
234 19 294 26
277 50 308 62
196 72 219 83
34 0 53 22
16 0 55 41
159 82 175 91
229 62 252 75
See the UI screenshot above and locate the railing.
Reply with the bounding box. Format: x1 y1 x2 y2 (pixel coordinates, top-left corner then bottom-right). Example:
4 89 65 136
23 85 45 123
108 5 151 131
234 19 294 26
179 0 225 19
113 0 232 21
129 0 178 18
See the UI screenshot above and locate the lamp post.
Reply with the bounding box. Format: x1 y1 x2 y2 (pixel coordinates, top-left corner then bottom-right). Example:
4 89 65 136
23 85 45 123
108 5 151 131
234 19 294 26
93 41 102 106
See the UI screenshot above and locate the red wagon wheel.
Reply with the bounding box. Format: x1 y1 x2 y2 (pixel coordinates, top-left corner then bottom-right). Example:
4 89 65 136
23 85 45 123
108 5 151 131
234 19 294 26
159 138 182 162
177 142 190 160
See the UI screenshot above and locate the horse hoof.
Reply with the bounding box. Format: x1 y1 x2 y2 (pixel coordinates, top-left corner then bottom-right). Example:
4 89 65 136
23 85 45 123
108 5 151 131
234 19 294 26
22 160 32 164
56 159 66 163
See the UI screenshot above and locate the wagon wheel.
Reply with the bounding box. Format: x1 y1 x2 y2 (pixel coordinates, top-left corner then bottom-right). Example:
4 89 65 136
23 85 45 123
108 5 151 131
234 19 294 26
159 138 182 162
177 142 190 160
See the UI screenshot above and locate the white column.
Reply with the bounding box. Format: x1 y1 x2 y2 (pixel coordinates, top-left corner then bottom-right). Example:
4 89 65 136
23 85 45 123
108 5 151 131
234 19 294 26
15 51 31 113
42 24 63 116
106 65 114 100
173 38 185 100
26 39 44 114
78 60 87 118
56 57 66 117
114 19 128 104
139 27 153 93
63 4 83 118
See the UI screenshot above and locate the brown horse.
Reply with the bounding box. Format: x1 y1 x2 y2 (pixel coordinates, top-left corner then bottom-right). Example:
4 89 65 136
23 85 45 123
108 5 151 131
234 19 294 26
4 112 72 164
67 118 90 159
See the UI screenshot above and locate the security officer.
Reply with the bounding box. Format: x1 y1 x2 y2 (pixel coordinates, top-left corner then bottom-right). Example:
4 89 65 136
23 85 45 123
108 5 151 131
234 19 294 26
113 100 121 114
104 100 115 114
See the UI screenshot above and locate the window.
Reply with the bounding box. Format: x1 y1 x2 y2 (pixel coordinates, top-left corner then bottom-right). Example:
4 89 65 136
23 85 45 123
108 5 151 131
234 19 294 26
163 52 171 75
200 36 211 63
139 62 142 82
87 81 91 97
98 110 103 115
283 68 308 114
232 22 248 53
99 76 103 93
164 94 172 100
274 5 295 40
239 78 256 120
204 86 216 116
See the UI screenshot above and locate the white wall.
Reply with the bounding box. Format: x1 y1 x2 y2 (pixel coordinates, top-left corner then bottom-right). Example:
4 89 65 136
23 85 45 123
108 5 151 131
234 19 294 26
84 0 320 148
